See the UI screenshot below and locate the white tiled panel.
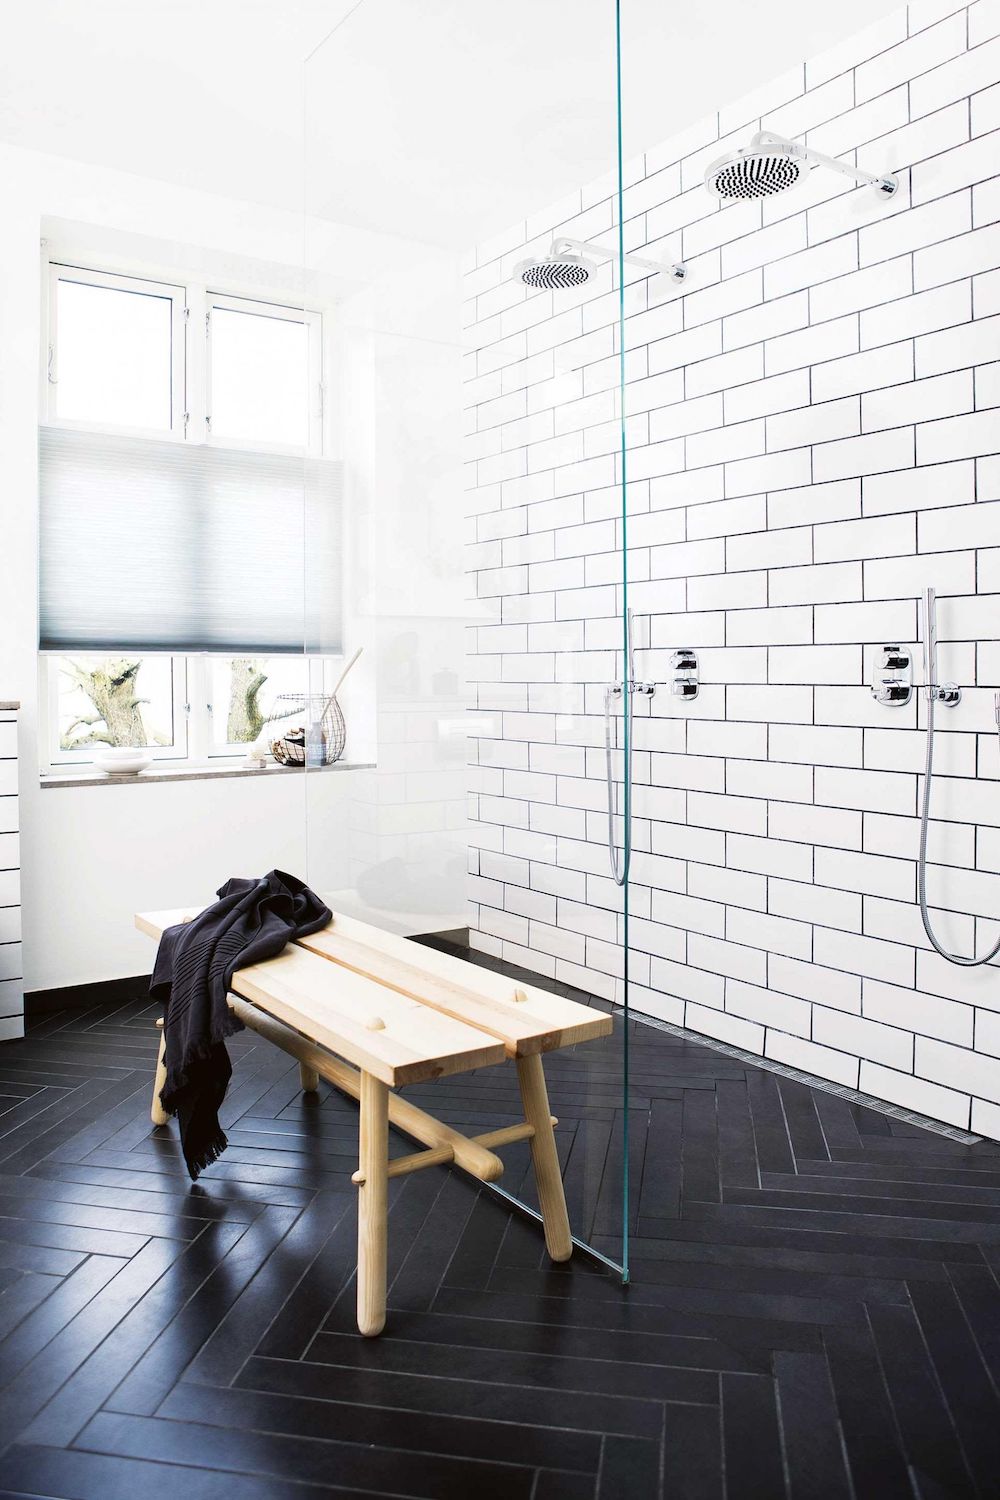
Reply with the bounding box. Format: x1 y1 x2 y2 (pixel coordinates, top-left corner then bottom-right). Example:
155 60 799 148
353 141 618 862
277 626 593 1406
464 3 1000 1137
0 710 21 1041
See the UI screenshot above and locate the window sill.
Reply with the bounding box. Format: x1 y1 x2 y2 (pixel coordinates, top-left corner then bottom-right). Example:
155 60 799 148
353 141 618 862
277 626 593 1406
39 759 375 789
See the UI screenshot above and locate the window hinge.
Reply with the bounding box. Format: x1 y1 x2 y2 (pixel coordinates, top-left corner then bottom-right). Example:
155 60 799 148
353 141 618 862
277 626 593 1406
183 305 190 323
205 310 211 335
182 411 190 436
205 414 212 434
47 343 57 385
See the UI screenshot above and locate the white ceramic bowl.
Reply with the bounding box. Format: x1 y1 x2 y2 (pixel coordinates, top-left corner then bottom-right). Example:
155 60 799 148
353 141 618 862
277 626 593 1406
91 745 153 777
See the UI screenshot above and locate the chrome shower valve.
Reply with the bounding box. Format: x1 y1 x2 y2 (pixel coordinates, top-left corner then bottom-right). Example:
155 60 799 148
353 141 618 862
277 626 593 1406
872 644 911 706
669 649 699 701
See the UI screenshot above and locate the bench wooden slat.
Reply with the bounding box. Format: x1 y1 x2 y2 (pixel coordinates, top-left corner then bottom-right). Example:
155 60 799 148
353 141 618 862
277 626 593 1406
136 911 507 1086
135 902 612 1068
300 912 613 1054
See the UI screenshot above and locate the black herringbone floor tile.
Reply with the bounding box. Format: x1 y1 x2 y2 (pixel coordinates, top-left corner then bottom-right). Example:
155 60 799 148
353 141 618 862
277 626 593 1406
0 967 998 1498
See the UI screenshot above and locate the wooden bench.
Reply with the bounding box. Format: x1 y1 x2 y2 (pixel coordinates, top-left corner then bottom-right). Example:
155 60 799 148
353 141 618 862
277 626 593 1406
136 906 613 1336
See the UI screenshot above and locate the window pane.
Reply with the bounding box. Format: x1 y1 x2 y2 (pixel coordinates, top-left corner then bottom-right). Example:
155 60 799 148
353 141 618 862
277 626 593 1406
56 656 177 753
55 278 173 430
209 656 311 750
210 307 309 448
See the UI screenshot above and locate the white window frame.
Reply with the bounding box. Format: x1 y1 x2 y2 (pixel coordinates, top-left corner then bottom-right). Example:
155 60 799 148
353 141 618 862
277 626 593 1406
205 292 324 457
44 262 188 440
43 654 191 766
40 257 329 772
198 654 319 762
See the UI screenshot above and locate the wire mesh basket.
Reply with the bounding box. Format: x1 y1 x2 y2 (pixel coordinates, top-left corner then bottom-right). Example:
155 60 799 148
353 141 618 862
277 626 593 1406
268 693 347 767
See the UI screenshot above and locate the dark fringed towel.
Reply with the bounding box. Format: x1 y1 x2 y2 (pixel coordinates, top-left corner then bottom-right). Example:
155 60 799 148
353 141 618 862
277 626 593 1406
150 870 331 1179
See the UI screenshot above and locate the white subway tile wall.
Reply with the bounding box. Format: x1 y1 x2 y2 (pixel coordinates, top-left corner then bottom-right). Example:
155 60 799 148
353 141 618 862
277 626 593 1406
0 709 21 1040
464 1 1000 1135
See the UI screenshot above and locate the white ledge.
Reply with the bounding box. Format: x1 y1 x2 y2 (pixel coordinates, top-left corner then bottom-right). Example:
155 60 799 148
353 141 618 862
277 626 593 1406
40 759 375 789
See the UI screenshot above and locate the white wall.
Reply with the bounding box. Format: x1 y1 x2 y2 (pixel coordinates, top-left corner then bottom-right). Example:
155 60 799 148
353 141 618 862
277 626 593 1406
464 0 1000 1137
0 706 22 1035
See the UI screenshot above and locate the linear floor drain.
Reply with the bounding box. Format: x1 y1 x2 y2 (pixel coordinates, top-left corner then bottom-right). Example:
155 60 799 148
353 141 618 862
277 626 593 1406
630 1005 983 1145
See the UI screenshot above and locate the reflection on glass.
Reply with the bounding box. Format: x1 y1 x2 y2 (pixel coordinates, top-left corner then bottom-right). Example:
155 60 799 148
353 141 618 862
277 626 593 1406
303 0 628 1276
55 279 173 431
209 308 309 449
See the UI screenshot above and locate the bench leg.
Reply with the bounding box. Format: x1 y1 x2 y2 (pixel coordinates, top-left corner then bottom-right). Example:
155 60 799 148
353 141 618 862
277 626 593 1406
517 1053 572 1262
151 1021 169 1127
357 1071 389 1337
298 1061 320 1093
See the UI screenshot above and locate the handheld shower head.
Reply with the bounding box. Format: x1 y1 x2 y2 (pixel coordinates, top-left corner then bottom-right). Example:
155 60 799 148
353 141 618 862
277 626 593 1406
921 587 961 706
705 130 898 203
922 586 938 698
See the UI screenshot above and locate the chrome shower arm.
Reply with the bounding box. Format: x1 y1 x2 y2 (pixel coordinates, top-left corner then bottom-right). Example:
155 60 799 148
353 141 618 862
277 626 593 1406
550 236 687 284
752 131 897 195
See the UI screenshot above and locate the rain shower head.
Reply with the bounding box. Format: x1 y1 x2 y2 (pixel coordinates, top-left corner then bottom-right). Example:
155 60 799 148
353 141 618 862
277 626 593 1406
514 237 687 291
705 139 806 201
705 131 898 203
514 250 593 290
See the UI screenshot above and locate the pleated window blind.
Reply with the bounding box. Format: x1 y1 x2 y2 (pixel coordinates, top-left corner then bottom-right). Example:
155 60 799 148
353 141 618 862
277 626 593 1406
38 426 343 655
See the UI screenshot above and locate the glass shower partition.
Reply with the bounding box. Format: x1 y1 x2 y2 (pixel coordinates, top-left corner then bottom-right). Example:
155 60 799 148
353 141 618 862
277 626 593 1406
302 1 634 1277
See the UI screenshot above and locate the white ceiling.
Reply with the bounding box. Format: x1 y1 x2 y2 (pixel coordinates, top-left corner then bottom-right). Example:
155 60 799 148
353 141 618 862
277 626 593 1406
1 0 906 249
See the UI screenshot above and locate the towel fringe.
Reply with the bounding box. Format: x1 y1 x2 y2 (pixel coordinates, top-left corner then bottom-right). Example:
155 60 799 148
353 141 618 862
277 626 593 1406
185 1127 228 1181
